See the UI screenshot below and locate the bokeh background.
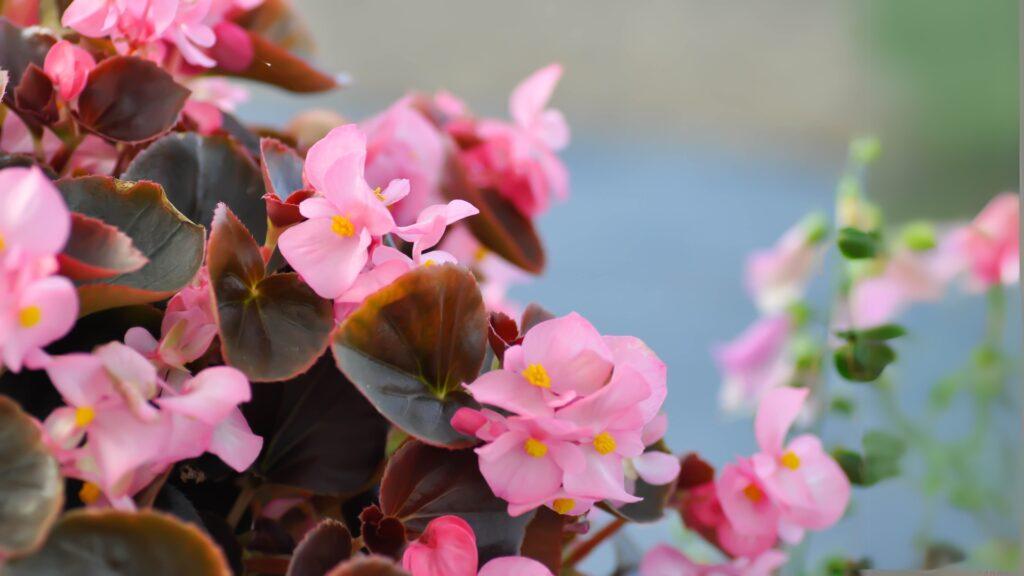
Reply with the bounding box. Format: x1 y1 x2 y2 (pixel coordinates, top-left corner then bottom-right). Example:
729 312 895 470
241 1 1021 572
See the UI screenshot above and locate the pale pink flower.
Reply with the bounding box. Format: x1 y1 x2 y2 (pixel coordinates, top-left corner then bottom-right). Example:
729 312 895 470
715 458 779 557
467 312 614 416
439 226 530 315
125 267 216 371
746 215 826 313
336 243 459 317
362 99 446 225
640 544 787 576
848 241 959 328
183 77 248 134
0 110 62 159
402 515 553 576
43 40 96 101
67 135 119 175
750 387 850 533
460 64 569 218
714 316 793 414
393 200 479 260
278 125 407 299
953 193 1019 289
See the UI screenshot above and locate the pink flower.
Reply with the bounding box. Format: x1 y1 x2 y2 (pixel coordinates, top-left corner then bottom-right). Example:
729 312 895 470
402 515 553 576
1 111 62 160
125 268 217 373
459 64 569 218
640 544 787 576
714 316 793 414
277 125 407 299
750 387 850 533
363 99 446 225
402 515 477 576
716 459 780 556
466 312 614 416
746 214 826 313
182 78 248 134
953 193 1019 288
43 40 96 101
439 226 529 315
393 200 479 261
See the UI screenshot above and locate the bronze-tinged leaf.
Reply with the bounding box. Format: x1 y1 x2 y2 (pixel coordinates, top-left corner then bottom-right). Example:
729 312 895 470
124 132 268 241
59 212 148 282
260 137 305 200
520 507 566 574
77 56 190 143
441 152 545 274
3 509 232 575
12 63 56 125
326 556 409 576
520 303 555 333
243 353 389 494
380 441 533 564
332 265 486 448
208 204 332 381
287 519 352 576
603 441 677 523
56 177 205 316
233 0 316 54
218 31 336 93
359 506 406 560
0 396 63 559
0 19 54 102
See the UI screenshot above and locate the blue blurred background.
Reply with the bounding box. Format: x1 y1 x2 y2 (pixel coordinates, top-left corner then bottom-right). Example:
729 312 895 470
241 1 1021 572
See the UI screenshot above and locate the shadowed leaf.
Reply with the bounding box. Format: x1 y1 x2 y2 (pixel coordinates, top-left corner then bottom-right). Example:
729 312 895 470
3 509 231 575
208 204 332 381
332 265 486 448
57 177 205 316
380 440 533 564
326 557 408 576
59 212 148 281
0 19 54 102
77 56 190 143
125 132 268 241
218 31 336 93
520 507 566 574
287 519 352 576
0 396 63 559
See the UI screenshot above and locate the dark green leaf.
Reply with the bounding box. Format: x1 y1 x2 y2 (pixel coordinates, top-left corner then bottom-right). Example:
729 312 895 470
831 448 865 486
77 56 190 143
833 340 896 382
4 510 232 575
0 19 54 102
832 430 905 487
287 519 352 576
244 353 388 494
260 137 305 200
124 132 268 241
836 324 907 342
57 177 205 316
208 204 332 381
380 440 533 564
836 227 882 259
332 264 486 448
441 152 544 274
58 212 148 281
0 396 63 558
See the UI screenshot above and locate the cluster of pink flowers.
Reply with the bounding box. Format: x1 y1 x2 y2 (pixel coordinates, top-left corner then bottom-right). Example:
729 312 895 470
276 124 479 320
452 313 679 517
41 338 261 509
402 515 552 576
644 388 850 573
0 167 78 373
61 0 263 70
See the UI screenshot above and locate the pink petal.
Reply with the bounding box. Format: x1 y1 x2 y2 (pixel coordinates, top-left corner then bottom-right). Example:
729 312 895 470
0 166 72 258
156 366 250 426
401 515 478 576
641 413 669 446
556 364 650 433
520 312 613 398
478 556 553 576
605 335 667 424
510 64 562 130
466 369 553 417
43 353 109 407
88 407 171 494
43 40 96 101
754 386 808 455
633 451 681 486
639 544 700 576
716 460 779 539
278 218 372 299
476 431 563 507
303 124 366 200
562 448 640 503
208 408 263 472
3 275 78 372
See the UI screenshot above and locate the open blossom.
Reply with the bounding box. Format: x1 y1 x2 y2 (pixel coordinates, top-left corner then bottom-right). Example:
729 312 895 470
460 64 569 218
714 315 793 414
125 267 217 372
457 313 674 516
278 124 408 299
183 77 249 134
402 515 552 576
745 214 827 314
952 193 1019 289
640 544 787 576
362 99 446 226
43 40 96 101
42 341 260 506
0 167 78 372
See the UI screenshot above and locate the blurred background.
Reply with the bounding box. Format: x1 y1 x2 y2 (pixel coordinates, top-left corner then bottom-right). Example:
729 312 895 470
241 1 1020 572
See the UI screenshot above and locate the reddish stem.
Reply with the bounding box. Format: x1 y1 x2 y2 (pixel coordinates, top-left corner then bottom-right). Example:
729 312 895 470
563 517 627 569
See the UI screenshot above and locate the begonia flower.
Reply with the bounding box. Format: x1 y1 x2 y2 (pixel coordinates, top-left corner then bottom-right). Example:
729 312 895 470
43 40 96 101
401 515 554 576
714 315 793 414
640 543 787 576
952 193 1019 289
745 214 827 314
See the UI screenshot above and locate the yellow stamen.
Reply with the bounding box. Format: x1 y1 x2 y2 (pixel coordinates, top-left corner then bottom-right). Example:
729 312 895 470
593 431 617 455
780 450 801 470
552 498 575 515
79 482 101 505
74 406 96 428
18 305 41 328
524 438 548 458
330 215 355 238
0 232 6 251
521 363 551 389
423 259 435 267
373 187 386 202
742 483 765 503
474 246 489 262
